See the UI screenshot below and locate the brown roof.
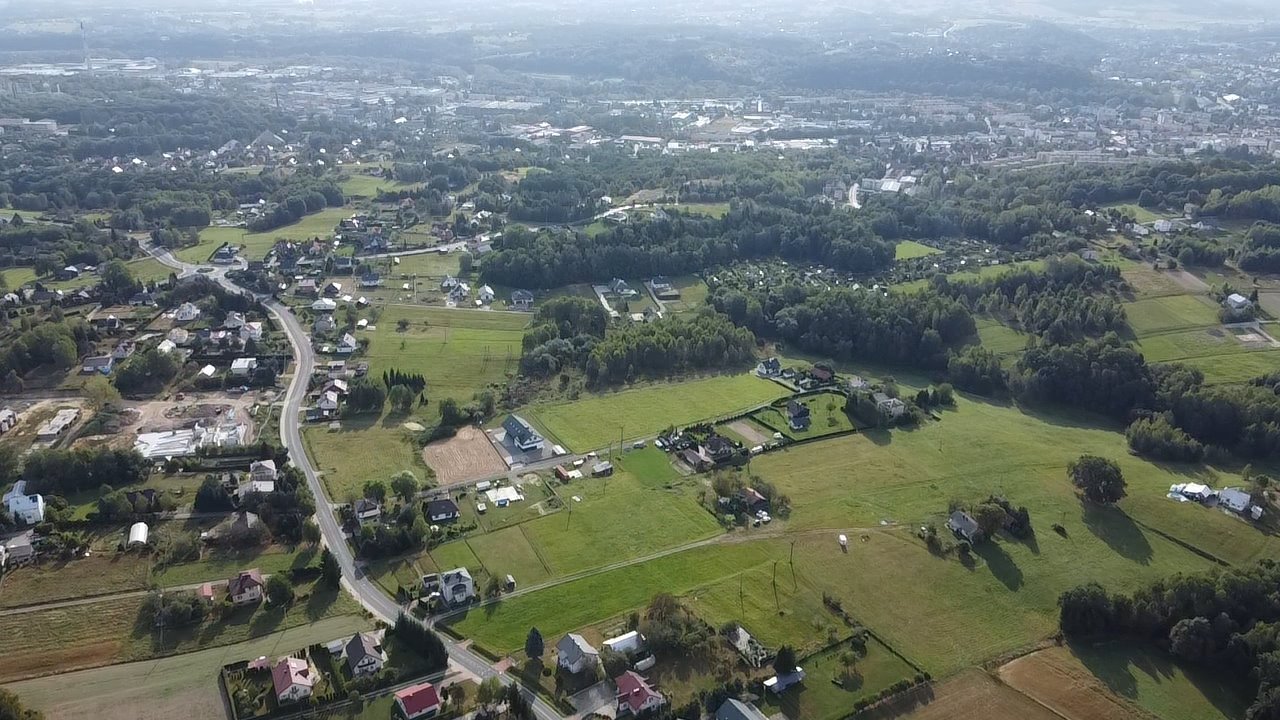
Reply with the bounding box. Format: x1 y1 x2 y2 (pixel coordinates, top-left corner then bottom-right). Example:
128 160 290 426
228 568 264 595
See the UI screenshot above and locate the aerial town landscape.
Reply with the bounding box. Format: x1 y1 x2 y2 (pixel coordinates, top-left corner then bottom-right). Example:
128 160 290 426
4 0 1280 719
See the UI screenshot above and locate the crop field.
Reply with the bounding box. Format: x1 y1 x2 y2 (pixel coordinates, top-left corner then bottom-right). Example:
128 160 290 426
1002 643 1248 720
526 373 788 450
896 669 1062 720
0 580 358 684
1123 294 1221 334
895 240 943 260
1177 348 1280 384
0 552 151 608
305 305 527 496
8 614 370 720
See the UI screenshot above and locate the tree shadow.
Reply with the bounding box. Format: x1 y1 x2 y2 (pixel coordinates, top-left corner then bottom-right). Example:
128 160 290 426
306 588 337 620
249 606 285 635
1081 502 1153 564
1017 403 1124 432
974 541 1023 590
860 428 893 446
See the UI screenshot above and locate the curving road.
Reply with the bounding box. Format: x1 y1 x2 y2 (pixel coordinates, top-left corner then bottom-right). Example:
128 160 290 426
141 243 565 720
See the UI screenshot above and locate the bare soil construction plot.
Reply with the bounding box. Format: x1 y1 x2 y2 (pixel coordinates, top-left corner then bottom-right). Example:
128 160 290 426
999 647 1147 720
423 425 508 485
888 669 1061 720
726 419 772 446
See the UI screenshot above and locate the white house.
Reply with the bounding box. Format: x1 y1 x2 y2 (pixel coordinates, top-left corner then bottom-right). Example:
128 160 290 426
174 302 201 323
336 333 358 354
156 339 177 354
478 285 495 303
557 633 600 674
873 392 906 419
603 630 645 655
1219 487 1254 514
228 569 265 605
167 327 191 345
223 311 246 329
615 670 665 716
343 631 387 677
5 484 46 525
311 298 337 312
240 322 264 341
230 357 258 377
422 567 475 605
353 498 382 524
272 657 315 704
318 390 340 412
237 479 276 501
250 459 278 484
1226 293 1253 312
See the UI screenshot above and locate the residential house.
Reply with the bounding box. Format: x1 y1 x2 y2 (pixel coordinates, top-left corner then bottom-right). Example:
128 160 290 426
228 569 265 605
57 265 80 281
440 275 459 291
603 630 645 656
786 400 811 430
323 378 350 396
344 631 387 677
237 479 275 502
359 273 382 288
756 357 781 377
1226 293 1253 312
608 278 637 297
128 290 157 307
81 355 114 375
336 333 358 354
272 657 316 704
111 340 136 360
295 278 319 297
353 498 382 524
764 666 806 694
447 282 470 303
946 510 981 543
736 487 769 513
394 683 441 720
592 461 614 477
250 459 278 484
679 447 712 472
231 357 258 377
168 327 191 345
240 322 264 342
5 484 45 524
224 312 246 329
502 415 545 452
0 408 17 434
478 284 495 304
704 435 736 463
810 365 835 384
156 339 177 355
1219 487 1256 516
557 633 600 674
716 699 771 720
313 315 337 334
615 671 665 716
650 276 679 299
511 289 534 310
174 302 201 323
421 567 475 605
426 499 461 523
334 256 355 274
323 281 343 297
873 392 906 419
2 530 36 566
213 246 238 264
311 298 337 312
318 390 340 414
1172 483 1215 503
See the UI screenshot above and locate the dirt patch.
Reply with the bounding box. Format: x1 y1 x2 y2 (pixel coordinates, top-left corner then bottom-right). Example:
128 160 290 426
4 639 124 685
423 425 508 486
886 668 1060 720
999 647 1145 720
726 419 771 446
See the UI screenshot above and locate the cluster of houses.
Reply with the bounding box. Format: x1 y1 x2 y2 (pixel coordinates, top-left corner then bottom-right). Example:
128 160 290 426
1169 482 1265 521
657 430 740 472
305 360 368 421
246 628 417 710
556 632 666 717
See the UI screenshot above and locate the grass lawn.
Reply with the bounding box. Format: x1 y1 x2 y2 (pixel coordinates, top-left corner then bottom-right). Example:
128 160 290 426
153 545 318 587
896 260 1047 294
1176 349 1280 385
0 553 152 609
660 202 731 218
526 373 788 451
1063 642 1249 720
1104 203 1175 224
7 614 371 720
758 640 918 720
0 580 359 683
975 319 1031 358
751 392 860 441
339 173 422 197
305 304 528 497
1123 294 1221 335
179 208 352 263
2 256 171 291
1136 327 1256 362
895 240 943 261
664 276 710 312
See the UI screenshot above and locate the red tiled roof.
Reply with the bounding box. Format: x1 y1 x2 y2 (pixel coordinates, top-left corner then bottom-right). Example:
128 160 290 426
228 568 264 595
615 671 662 715
395 682 441 717
271 657 312 695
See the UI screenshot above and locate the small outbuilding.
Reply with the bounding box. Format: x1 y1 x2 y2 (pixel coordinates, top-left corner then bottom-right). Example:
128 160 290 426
127 522 149 547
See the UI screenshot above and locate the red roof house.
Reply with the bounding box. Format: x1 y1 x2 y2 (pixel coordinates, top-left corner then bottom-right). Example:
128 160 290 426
615 671 665 716
394 682 442 719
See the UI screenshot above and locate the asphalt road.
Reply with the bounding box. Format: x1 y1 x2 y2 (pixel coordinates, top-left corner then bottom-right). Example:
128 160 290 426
142 243 566 720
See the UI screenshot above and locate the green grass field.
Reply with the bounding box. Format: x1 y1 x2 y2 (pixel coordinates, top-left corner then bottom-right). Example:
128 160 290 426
751 392 860 440
1136 327 1255 362
895 240 943 261
1123 294 1221 335
896 260 1047 294
2 256 172 290
659 202 731 218
1104 203 1175 224
305 304 528 497
152 546 316 586
759 639 918 720
526 373 788 451
179 208 352 263
975 318 1031 358
339 173 422 198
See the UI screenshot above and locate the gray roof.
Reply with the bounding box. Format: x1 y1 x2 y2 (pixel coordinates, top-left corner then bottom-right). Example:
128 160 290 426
557 633 598 664
345 632 381 670
716 699 770 720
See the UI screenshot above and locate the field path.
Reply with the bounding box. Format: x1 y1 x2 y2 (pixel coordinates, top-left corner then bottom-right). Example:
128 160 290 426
0 576 273 617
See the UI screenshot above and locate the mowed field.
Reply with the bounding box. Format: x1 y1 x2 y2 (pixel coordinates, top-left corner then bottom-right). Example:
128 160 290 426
895 240 943 260
895 669 1062 720
176 207 352 263
8 614 370 720
0 553 151 609
305 304 528 497
526 373 788 450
